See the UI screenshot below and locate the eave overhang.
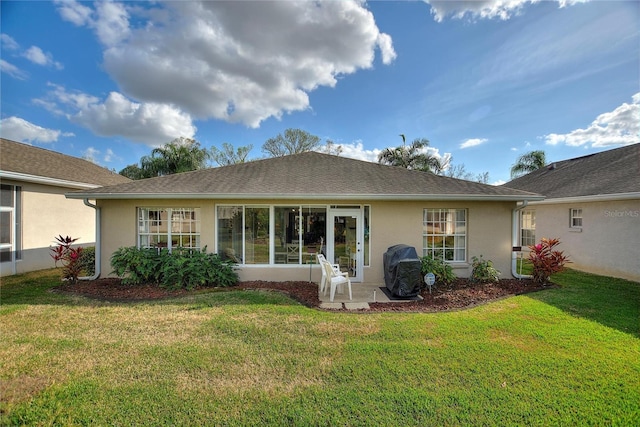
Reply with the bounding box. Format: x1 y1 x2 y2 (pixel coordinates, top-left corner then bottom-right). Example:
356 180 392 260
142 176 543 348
1 170 101 189
65 191 545 202
527 192 640 205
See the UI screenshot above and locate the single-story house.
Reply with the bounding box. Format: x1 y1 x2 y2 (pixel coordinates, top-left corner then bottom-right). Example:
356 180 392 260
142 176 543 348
505 143 640 282
0 138 130 276
66 152 542 284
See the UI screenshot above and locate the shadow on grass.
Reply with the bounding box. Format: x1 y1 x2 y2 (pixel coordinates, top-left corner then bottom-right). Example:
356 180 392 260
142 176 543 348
527 269 639 337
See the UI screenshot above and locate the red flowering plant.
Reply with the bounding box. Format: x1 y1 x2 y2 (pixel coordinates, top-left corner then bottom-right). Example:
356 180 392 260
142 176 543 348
528 237 570 284
50 235 84 284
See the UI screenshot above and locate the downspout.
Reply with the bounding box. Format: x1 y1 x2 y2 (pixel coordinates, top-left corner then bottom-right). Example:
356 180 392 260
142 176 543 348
80 198 101 280
512 201 531 279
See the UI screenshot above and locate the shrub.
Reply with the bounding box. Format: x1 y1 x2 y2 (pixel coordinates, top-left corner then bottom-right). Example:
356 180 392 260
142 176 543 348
50 235 84 284
528 238 570 284
110 246 162 285
110 246 238 289
471 255 501 283
420 255 456 285
78 246 96 276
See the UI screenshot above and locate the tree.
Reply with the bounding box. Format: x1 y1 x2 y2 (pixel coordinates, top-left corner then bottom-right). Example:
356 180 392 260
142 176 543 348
510 150 546 178
322 139 343 156
119 164 147 180
377 135 446 173
119 137 210 179
262 128 321 157
210 142 253 166
445 162 490 184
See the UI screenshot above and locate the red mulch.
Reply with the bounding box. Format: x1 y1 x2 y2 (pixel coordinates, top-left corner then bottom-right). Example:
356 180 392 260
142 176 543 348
54 278 552 312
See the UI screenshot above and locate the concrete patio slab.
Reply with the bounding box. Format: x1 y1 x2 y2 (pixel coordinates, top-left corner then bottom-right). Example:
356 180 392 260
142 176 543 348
319 302 343 310
344 302 370 310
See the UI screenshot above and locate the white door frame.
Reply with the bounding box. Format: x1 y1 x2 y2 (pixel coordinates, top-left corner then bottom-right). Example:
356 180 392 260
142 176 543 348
327 208 363 282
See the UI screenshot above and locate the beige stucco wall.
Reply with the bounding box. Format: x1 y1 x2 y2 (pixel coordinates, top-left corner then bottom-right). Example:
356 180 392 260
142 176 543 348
530 199 640 282
1 180 97 275
97 198 519 284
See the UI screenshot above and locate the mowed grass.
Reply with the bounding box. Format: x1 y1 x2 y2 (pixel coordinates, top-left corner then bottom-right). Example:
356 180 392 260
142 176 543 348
1 268 638 425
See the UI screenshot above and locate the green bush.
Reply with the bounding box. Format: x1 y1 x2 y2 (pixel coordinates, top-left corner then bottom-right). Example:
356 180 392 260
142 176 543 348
471 255 501 283
110 246 238 289
78 246 95 276
419 255 456 285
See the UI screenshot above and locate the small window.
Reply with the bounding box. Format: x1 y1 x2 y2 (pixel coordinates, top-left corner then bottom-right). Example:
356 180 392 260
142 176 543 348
521 210 536 247
570 208 583 228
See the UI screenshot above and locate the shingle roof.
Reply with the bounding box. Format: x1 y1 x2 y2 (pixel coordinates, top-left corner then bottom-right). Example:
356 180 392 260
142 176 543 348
67 151 541 201
504 143 640 199
0 138 130 187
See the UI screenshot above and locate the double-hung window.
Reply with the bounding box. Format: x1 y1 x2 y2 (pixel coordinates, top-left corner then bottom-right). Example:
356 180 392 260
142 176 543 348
423 208 466 262
521 210 536 246
138 208 200 251
570 208 583 229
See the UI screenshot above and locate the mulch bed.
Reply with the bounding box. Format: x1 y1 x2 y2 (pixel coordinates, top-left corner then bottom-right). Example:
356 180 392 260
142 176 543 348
53 278 553 312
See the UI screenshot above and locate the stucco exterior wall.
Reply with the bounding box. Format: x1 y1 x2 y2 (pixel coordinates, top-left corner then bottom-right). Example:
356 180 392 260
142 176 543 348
1 180 97 275
531 199 640 282
97 199 518 284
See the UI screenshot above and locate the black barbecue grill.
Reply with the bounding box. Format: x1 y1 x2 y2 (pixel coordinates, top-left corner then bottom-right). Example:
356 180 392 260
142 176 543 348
383 244 423 298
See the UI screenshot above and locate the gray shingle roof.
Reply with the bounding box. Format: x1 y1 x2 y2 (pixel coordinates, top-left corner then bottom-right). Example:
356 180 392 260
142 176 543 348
67 151 541 201
504 144 640 199
1 138 131 187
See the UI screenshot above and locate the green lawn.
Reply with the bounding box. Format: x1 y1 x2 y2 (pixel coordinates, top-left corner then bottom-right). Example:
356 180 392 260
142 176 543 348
1 268 638 426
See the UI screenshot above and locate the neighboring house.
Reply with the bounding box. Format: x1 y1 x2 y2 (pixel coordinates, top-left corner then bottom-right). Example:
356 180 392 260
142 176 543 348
66 152 542 284
505 143 640 282
0 138 131 276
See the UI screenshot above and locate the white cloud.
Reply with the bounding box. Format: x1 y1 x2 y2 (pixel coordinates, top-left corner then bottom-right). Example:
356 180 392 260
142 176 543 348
82 147 120 164
82 147 100 163
0 116 72 143
23 46 63 69
460 138 488 149
0 59 28 80
35 84 195 145
424 0 589 22
1 33 19 50
72 92 196 146
54 0 92 26
56 0 395 128
491 179 507 186
544 93 640 147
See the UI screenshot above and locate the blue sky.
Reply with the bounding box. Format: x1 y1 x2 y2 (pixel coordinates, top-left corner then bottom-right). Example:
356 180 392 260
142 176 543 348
1 0 638 184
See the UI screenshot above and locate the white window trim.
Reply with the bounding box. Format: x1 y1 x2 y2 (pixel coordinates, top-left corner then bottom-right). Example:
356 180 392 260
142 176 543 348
422 208 467 263
138 207 201 251
570 208 583 231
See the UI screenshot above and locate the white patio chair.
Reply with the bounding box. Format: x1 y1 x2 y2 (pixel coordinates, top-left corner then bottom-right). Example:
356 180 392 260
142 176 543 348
317 254 340 294
321 257 352 302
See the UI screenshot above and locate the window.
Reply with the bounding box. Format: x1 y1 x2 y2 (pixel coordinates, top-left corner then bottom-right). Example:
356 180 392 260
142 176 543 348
423 209 466 262
521 210 536 246
217 205 327 265
0 184 21 263
570 208 583 228
138 208 200 251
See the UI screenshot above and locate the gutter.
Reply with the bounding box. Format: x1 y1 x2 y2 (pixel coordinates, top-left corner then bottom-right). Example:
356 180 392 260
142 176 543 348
512 201 531 280
66 192 545 202
80 199 101 280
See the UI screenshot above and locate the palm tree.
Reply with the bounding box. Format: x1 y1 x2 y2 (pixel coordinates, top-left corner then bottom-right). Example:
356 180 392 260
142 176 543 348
510 150 546 178
143 137 210 177
377 135 445 173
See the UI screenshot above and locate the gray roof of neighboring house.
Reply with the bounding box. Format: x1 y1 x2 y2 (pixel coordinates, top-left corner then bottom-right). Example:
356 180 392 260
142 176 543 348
504 143 640 199
67 151 542 201
0 138 130 188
